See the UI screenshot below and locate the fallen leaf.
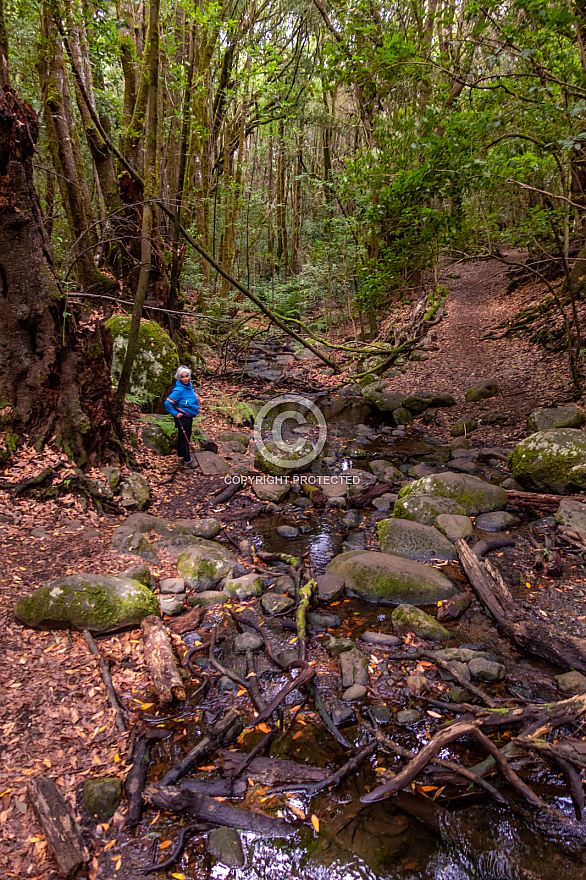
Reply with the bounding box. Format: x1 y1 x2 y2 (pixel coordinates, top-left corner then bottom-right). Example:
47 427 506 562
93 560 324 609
311 814 320 833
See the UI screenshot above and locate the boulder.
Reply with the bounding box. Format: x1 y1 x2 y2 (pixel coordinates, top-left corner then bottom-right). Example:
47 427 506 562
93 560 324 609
468 657 505 682
15 574 158 633
378 518 457 562
465 380 499 402
178 540 238 590
362 385 405 414
218 430 250 447
123 564 156 590
111 513 221 560
119 473 150 511
234 632 264 653
392 494 466 526
326 550 457 605
434 514 473 541
158 595 185 616
391 604 450 641
398 472 508 516
527 406 585 434
369 460 401 480
254 440 314 476
475 511 518 532
555 499 586 543
393 407 413 425
140 415 178 456
509 429 586 493
251 478 290 503
105 315 179 410
224 573 263 600
316 574 345 604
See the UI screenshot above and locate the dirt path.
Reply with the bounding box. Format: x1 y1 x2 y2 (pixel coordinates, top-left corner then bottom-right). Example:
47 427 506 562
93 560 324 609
390 253 573 443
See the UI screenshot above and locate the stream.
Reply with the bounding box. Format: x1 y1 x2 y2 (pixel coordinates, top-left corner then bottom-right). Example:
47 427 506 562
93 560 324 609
113 391 585 880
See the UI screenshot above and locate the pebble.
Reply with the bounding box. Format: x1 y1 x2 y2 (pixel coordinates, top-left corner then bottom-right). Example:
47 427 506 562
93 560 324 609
342 684 367 701
369 705 392 724
405 674 428 695
332 706 356 726
234 632 264 653
396 709 421 725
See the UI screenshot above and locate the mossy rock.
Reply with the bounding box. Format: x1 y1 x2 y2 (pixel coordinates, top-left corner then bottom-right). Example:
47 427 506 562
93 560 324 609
326 550 457 605
254 440 314 476
84 778 122 821
177 540 238 590
509 428 586 493
119 473 150 510
15 574 158 633
362 387 405 414
398 472 508 516
378 518 457 562
465 380 499 402
392 494 466 526
141 415 178 455
527 406 585 434
391 604 450 641
105 315 179 411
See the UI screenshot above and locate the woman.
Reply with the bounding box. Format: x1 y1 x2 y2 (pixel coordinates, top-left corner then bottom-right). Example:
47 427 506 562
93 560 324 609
164 365 200 468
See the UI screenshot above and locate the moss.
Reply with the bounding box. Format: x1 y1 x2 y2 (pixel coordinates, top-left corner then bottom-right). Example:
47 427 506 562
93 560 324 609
105 316 180 411
509 429 586 492
398 473 507 516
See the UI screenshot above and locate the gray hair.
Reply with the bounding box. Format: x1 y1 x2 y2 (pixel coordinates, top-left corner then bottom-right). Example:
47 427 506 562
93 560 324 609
175 365 192 381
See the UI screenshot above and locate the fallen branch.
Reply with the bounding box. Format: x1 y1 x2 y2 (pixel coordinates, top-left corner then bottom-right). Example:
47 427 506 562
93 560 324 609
144 824 209 874
161 708 241 786
124 734 149 828
83 630 126 732
141 615 186 706
27 776 89 877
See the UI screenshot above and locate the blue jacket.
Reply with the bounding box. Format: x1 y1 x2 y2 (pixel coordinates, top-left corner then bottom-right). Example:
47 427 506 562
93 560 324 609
165 380 200 417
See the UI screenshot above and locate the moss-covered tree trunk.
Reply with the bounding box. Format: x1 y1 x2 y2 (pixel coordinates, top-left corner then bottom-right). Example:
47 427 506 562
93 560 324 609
0 71 120 466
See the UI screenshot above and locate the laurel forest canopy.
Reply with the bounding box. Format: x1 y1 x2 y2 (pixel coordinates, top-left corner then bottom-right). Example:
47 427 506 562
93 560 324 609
2 0 586 464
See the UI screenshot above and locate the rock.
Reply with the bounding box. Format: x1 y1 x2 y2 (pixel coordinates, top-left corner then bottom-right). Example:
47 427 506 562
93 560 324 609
409 351 429 362
234 632 264 653
555 670 586 694
362 386 405 414
479 411 508 426
254 440 314 476
111 513 221 561
224 573 263 600
194 451 231 476
326 636 355 657
369 460 400 479
341 510 360 528
274 575 295 596
555 499 586 542
449 686 473 703
475 511 518 532
123 564 156 590
448 437 470 450
261 593 294 615
465 380 499 402
394 407 413 425
177 540 237 590
106 315 179 410
207 827 244 867
316 574 345 604
31 527 50 539
119 473 150 511
326 550 457 605
396 709 421 724
342 684 367 701
219 430 250 447
439 660 470 682
307 611 341 628
344 531 366 549
361 632 401 648
528 406 586 433
437 592 473 622
501 477 523 490
332 706 356 726
101 466 121 492
452 448 479 461
83 778 121 822
404 676 429 695
158 595 185 616
450 418 478 437
369 706 392 724
218 675 240 693
276 525 299 538
340 649 368 688
141 415 178 455
468 657 505 682
449 458 478 474
373 493 398 510
158 577 185 594
434 514 473 541
188 591 229 606
391 605 450 641
509 428 586 493
398 472 508 516
378 518 457 562
251 479 290 503
15 574 158 633
392 494 466 526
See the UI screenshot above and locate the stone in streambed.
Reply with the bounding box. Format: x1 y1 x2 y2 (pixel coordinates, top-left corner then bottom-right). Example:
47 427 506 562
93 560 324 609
465 380 499 402
224 573 263 600
434 514 473 541
398 472 508 516
158 595 185 616
509 429 586 494
207 827 245 867
475 511 518 532
340 648 368 688
361 631 401 648
527 406 585 433
391 605 450 641
378 518 457 562
468 657 505 682
83 778 121 822
261 593 293 615
342 684 367 701
316 573 345 604
555 670 586 695
396 709 421 725
392 494 466 526
234 632 264 653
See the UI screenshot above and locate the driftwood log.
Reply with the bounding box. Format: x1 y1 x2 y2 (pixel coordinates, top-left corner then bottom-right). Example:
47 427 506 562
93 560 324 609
27 777 89 877
124 734 149 828
141 615 186 705
456 539 586 675
217 751 327 785
143 784 296 836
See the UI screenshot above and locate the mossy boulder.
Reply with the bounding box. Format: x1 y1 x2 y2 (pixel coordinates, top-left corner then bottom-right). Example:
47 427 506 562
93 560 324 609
509 429 586 494
527 406 585 434
391 605 450 641
15 574 158 633
224 573 263 600
392 494 466 526
362 385 405 414
378 518 457 562
326 550 457 605
177 540 238 590
111 512 221 561
119 473 150 510
254 440 314 476
398 472 508 516
141 415 178 455
465 380 499 402
105 315 179 411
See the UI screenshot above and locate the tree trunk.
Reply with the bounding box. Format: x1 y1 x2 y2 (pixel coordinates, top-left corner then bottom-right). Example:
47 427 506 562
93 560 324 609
0 80 119 466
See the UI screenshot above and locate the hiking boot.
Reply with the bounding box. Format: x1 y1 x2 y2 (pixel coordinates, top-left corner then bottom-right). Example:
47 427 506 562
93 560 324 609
184 459 197 469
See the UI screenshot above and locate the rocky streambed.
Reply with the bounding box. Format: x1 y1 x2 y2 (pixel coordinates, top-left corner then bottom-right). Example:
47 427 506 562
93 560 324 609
14 385 586 880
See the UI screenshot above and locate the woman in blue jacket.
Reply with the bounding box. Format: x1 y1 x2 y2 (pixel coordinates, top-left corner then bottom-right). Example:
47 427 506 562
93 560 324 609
164 365 200 468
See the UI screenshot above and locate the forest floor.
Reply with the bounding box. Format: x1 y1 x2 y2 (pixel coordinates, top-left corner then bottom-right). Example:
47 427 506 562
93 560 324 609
0 252 583 879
